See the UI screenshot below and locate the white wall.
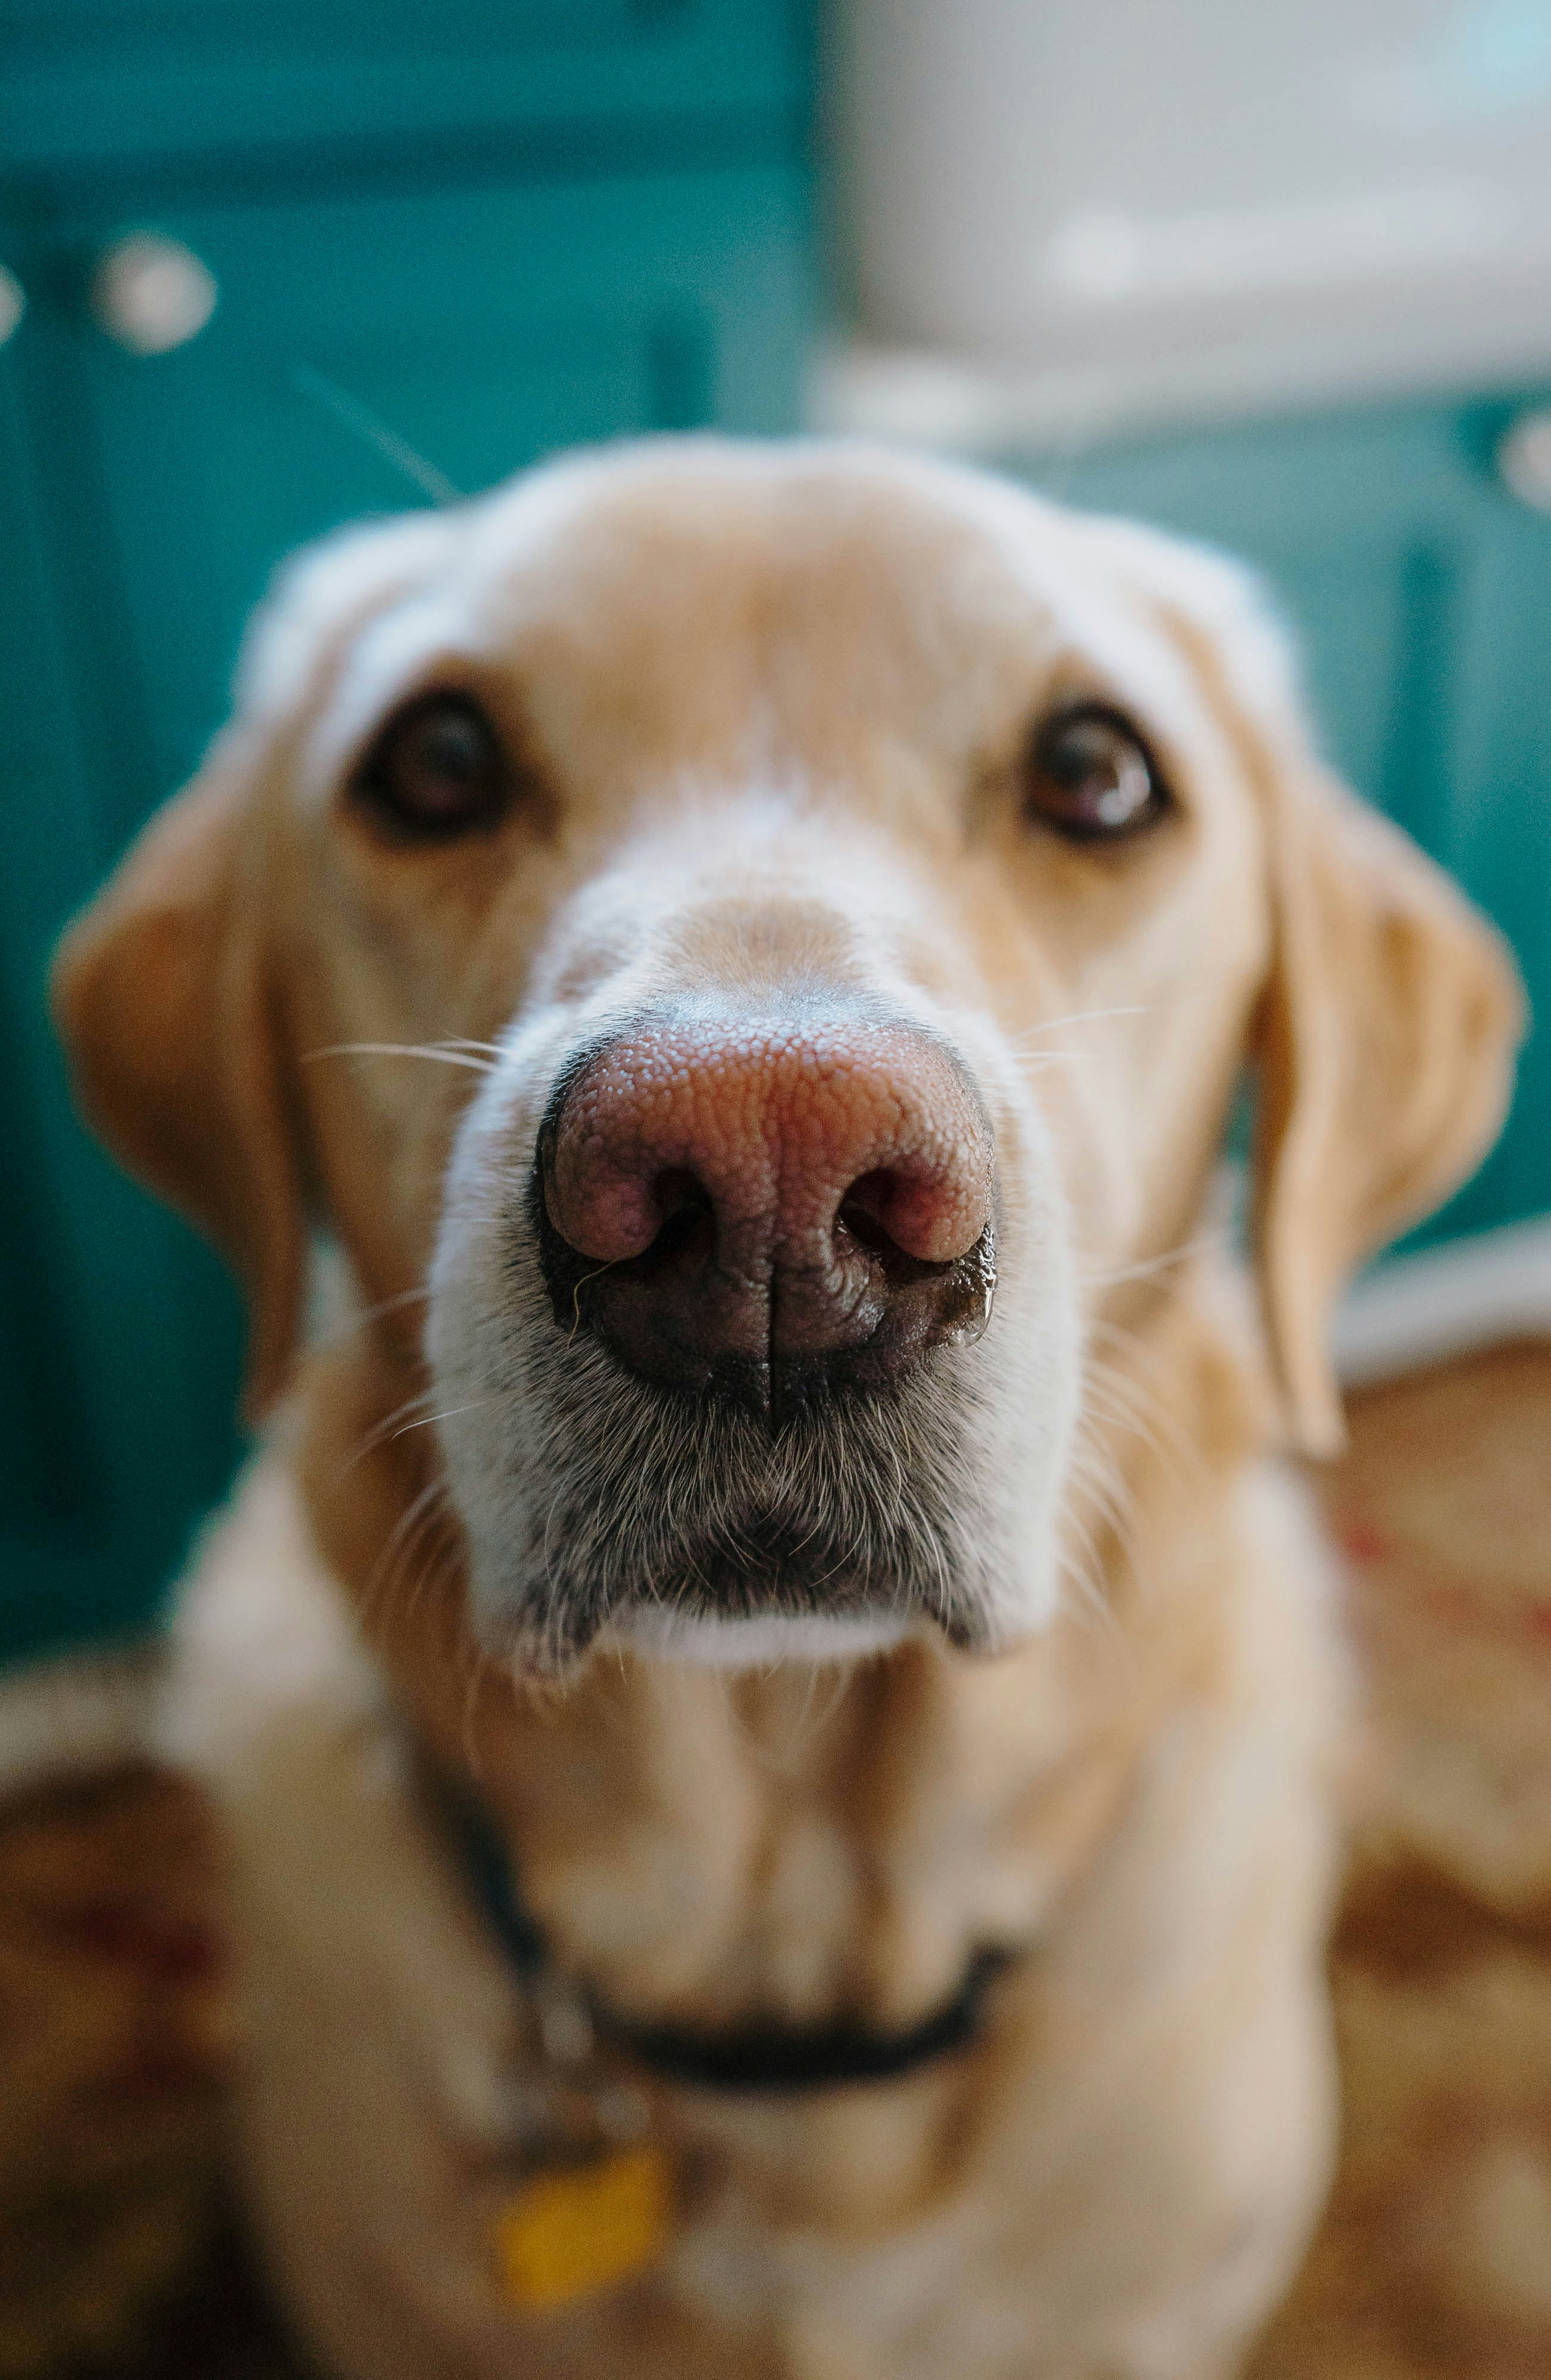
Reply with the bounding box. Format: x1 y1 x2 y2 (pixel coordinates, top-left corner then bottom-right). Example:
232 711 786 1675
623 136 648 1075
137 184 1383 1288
828 0 1551 441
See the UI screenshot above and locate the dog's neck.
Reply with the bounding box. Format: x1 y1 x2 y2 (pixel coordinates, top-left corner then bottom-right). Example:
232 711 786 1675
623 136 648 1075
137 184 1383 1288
295 1268 1270 2035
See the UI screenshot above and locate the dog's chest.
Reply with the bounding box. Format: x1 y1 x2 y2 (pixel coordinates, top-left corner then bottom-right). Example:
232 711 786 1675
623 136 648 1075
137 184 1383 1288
483 1637 1145 2039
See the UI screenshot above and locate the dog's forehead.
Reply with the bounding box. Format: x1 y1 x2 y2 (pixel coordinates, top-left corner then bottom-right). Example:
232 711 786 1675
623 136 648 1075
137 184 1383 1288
459 444 1146 662
440 445 1198 765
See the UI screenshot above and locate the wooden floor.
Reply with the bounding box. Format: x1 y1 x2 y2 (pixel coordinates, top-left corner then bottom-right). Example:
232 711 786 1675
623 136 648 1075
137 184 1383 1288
5 1343 1550 2378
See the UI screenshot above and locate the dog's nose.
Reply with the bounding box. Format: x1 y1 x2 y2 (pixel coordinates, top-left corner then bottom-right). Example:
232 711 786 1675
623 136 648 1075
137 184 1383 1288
539 1016 996 1413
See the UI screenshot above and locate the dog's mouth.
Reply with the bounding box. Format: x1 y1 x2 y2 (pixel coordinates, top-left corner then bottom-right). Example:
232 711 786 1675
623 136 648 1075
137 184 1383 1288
461 1301 998 1670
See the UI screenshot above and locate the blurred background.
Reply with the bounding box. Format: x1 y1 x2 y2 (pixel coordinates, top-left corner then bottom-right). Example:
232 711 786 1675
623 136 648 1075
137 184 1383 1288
2 10 1550 2377
2 0 1548 1673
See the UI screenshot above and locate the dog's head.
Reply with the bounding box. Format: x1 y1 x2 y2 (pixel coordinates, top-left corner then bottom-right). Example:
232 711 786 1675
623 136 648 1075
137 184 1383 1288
54 441 1520 1673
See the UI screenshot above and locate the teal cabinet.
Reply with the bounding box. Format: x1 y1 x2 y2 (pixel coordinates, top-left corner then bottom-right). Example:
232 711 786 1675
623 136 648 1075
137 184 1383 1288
1030 396 1551 1248
0 5 811 1667
17 165 806 803
0 0 809 174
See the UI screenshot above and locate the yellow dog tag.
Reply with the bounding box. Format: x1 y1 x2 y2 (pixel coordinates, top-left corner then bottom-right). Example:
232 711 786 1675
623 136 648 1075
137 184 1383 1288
495 2144 672 2309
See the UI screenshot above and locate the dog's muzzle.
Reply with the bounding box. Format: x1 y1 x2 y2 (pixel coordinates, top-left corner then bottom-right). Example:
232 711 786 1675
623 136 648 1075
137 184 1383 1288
428 985 1065 1673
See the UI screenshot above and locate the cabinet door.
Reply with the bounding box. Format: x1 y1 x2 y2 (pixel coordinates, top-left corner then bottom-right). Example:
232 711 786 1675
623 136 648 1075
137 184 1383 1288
1036 396 1551 1247
1 329 218 1660
36 162 808 805
1 0 808 177
1 162 807 1664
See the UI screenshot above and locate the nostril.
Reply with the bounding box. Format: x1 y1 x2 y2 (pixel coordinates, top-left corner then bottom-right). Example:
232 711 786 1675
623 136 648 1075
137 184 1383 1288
836 1201 895 1259
837 1170 911 1260
853 1141 989 1268
653 1167 710 1228
634 1169 715 1279
836 1168 950 1286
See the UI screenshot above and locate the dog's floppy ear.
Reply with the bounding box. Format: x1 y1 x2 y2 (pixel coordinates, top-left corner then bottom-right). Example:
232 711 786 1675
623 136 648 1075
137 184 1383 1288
1087 516 1523 1457
52 748 305 1418
52 509 463 1420
1250 775 1522 1455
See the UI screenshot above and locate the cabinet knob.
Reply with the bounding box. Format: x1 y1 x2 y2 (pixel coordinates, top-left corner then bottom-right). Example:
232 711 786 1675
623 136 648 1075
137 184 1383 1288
91 233 217 355
0 264 24 347
1499 408 1551 516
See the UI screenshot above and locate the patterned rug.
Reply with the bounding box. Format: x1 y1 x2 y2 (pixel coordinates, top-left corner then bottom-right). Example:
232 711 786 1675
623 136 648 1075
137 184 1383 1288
1252 1341 1551 2379
4 1342 1549 2378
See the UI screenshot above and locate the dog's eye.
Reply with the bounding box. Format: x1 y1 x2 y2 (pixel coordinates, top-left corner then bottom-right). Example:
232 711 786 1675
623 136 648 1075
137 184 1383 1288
352 692 512 840
1021 704 1168 844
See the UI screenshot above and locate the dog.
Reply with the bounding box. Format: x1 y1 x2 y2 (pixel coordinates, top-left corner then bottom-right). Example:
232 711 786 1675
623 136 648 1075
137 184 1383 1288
54 439 1520 2379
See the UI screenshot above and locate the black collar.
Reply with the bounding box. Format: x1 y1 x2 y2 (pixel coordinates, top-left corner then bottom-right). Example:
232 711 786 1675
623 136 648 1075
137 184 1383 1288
449 1788 1008 2096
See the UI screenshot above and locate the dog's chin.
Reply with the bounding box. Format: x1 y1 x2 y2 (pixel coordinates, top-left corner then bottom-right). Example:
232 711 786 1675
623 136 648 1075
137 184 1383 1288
459 1518 995 1680
438 1385 1069 1674
601 1609 917 1670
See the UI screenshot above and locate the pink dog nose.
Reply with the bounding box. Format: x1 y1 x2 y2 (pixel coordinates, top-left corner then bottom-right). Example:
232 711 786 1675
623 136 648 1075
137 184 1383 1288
539 1016 996 1416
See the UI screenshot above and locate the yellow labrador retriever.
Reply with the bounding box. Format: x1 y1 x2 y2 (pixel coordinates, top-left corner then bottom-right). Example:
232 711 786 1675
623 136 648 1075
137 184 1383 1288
54 441 1519 2380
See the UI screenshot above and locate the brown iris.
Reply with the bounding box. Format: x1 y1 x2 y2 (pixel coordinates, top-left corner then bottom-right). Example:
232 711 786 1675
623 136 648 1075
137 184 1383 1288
352 690 513 840
1021 703 1169 844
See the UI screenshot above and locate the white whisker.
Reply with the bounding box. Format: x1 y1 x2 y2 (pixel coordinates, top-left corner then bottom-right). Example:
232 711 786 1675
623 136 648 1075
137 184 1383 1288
1008 1005 1151 1050
393 1394 502 1440
1080 1230 1227 1291
303 1041 499 1073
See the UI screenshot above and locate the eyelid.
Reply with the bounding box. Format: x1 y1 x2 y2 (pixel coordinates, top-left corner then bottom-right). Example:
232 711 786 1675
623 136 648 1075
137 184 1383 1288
1040 697 1159 754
